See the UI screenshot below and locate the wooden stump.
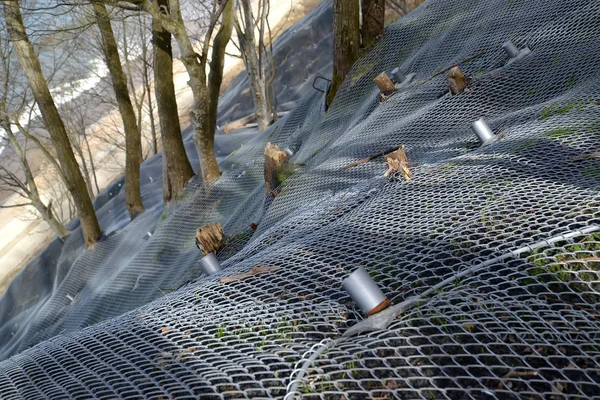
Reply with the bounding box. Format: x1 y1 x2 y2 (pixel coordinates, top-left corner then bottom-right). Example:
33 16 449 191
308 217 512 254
195 222 225 256
446 66 468 95
264 142 289 194
374 72 396 93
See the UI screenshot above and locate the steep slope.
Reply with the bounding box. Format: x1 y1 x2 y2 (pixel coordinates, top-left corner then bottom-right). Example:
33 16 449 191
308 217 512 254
0 0 599 398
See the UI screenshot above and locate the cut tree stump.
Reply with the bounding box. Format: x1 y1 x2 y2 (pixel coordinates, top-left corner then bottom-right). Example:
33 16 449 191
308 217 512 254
384 145 413 181
195 222 225 256
446 66 468 95
374 72 396 93
264 142 289 194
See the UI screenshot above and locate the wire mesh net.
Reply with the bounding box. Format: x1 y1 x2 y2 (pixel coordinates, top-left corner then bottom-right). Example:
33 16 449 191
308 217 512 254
1 0 600 398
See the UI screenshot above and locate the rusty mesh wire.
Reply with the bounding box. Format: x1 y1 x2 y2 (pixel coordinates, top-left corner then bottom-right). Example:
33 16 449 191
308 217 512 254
1 0 600 398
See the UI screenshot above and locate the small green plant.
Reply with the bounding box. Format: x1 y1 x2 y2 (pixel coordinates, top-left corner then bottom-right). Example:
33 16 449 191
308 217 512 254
545 127 577 139
159 210 168 222
540 101 584 120
566 75 577 88
215 324 226 339
440 162 457 172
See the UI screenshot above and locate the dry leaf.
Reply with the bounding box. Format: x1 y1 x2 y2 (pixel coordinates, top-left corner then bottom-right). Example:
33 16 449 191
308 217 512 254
161 326 170 335
385 380 399 389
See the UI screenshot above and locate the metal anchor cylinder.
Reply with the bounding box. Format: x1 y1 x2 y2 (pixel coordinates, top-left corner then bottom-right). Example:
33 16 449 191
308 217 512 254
200 253 223 276
391 67 406 83
471 118 497 146
502 40 520 58
342 267 389 316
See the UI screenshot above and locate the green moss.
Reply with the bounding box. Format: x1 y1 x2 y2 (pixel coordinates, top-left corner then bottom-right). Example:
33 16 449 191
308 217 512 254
510 139 536 151
159 210 168 222
351 62 375 82
440 162 457 172
275 164 297 185
526 233 600 289
545 127 577 139
582 167 600 183
540 101 585 120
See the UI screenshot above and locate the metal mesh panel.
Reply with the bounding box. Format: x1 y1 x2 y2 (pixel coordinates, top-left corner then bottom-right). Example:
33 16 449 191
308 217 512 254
1 0 600 398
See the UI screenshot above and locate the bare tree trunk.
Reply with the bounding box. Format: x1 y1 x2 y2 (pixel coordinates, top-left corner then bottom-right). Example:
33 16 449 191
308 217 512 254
143 60 158 155
236 0 271 132
152 0 194 202
362 0 385 50
205 0 234 171
327 0 361 107
139 16 158 156
92 1 144 219
83 131 101 195
73 140 95 199
3 0 101 247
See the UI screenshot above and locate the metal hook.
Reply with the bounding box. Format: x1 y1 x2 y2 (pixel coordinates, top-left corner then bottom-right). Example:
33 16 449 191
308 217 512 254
312 75 332 94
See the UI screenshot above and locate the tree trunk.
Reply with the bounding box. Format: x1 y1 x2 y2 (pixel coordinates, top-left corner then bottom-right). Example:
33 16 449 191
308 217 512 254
92 1 144 220
327 0 361 107
84 131 101 195
201 0 234 179
74 141 95 200
143 62 158 155
3 0 101 247
362 0 385 50
137 14 158 155
152 0 194 202
238 0 271 132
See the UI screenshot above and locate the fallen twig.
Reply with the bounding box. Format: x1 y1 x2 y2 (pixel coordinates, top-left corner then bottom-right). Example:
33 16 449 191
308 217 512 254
562 257 600 264
219 266 279 284
568 152 600 161
417 50 486 87
343 145 403 169
503 370 538 379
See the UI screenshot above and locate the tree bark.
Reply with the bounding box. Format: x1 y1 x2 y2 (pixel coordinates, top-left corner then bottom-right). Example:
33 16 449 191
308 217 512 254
73 140 95 200
362 0 385 50
152 0 194 202
3 0 101 247
84 131 101 195
92 1 144 219
327 0 361 107
203 0 235 178
237 0 271 132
